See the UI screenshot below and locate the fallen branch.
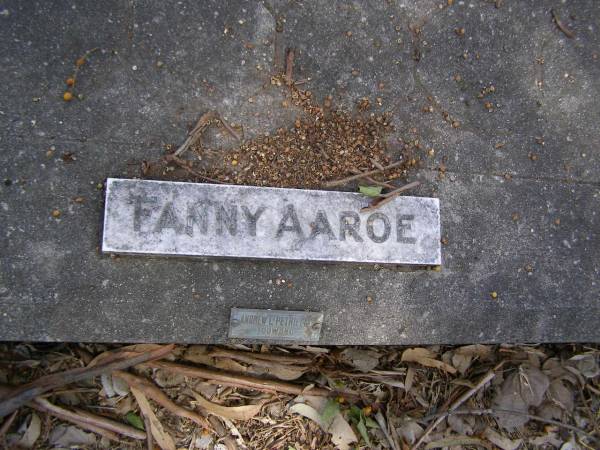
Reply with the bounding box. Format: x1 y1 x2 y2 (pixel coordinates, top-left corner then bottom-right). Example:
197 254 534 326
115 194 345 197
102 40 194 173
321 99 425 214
416 408 598 443
113 371 212 430
0 345 175 418
551 9 575 38
208 416 237 450
143 360 332 397
360 181 421 213
411 368 497 450
324 161 404 187
33 398 146 440
208 348 312 369
352 171 396 190
0 410 17 439
285 48 295 86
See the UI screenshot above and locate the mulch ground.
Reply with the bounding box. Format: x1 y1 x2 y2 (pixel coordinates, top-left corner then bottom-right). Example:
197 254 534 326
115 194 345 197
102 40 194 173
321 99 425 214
0 343 598 449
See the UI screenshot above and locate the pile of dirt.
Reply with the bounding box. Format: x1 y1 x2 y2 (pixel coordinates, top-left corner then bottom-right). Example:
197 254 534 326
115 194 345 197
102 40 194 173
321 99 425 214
143 78 422 190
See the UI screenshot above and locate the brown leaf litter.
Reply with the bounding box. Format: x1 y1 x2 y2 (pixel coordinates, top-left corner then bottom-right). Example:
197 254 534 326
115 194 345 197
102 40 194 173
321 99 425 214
0 343 598 449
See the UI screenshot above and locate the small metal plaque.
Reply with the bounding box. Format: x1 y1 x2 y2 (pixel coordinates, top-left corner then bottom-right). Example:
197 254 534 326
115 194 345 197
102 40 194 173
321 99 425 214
102 178 441 265
229 308 324 342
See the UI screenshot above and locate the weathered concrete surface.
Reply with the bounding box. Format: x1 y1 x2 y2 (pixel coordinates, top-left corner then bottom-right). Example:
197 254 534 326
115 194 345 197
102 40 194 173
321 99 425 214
103 179 441 265
0 1 599 343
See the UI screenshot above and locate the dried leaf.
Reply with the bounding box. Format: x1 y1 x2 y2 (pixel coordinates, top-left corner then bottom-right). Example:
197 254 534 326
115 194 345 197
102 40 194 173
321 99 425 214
359 185 384 197
405 366 415 391
101 373 129 397
547 379 574 412
528 431 562 447
290 396 357 450
183 345 214 365
401 348 457 374
191 391 266 421
153 368 186 388
48 425 97 448
567 353 600 378
328 413 358 449
16 412 41 448
131 386 175 450
289 403 326 428
215 358 248 373
248 364 307 381
340 348 381 372
493 364 550 430
452 345 493 374
321 399 340 426
447 412 475 435
396 420 424 445
482 427 522 450
425 435 490 449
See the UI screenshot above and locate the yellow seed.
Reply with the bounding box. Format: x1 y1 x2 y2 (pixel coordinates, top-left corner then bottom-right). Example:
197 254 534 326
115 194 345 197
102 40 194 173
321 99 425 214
490 291 498 299
66 77 75 86
51 209 61 218
63 91 73 101
231 159 238 166
363 406 372 416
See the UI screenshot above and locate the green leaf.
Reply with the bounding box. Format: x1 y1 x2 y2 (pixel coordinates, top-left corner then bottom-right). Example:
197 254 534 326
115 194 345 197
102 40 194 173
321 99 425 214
358 185 383 197
357 417 372 447
287 447 297 450
125 412 145 430
348 405 362 423
321 399 340 426
326 377 346 390
364 416 379 429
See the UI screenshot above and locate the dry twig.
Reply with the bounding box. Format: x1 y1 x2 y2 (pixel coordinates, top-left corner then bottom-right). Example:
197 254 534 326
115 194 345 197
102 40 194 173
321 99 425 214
143 360 331 397
285 48 295 85
217 113 242 141
361 181 421 213
173 111 217 157
417 408 598 443
411 368 497 450
551 9 575 38
0 344 174 417
208 348 310 371
113 371 212 430
163 154 225 184
0 410 17 440
324 161 404 187
35 398 146 440
143 415 153 450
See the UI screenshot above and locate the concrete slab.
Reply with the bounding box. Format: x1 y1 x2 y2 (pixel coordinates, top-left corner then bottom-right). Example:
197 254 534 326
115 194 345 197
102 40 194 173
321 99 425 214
0 0 598 343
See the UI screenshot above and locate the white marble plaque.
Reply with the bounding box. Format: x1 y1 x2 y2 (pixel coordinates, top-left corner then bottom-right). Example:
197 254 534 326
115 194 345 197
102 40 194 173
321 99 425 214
102 178 441 265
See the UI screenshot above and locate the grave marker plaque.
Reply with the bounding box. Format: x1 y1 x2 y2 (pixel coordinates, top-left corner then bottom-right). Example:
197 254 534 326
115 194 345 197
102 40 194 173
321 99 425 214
102 178 441 265
229 308 324 342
